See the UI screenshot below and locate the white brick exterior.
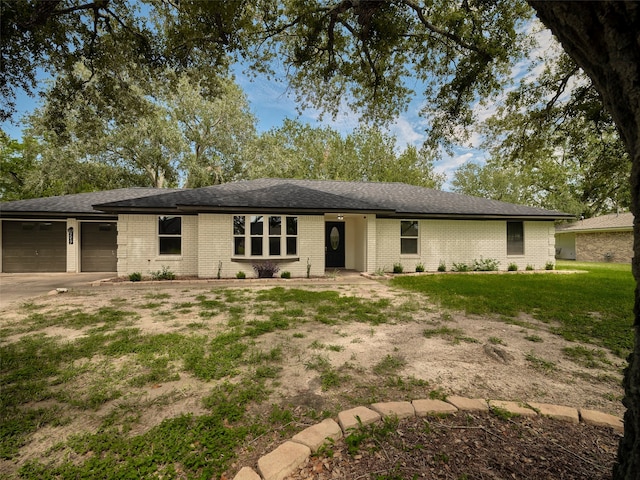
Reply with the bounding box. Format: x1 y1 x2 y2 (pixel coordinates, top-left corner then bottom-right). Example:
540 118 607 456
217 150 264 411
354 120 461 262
115 213 556 277
117 213 325 278
374 219 555 272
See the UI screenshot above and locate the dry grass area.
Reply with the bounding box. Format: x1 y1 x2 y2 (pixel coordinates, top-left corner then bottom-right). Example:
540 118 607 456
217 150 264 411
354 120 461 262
0 277 626 478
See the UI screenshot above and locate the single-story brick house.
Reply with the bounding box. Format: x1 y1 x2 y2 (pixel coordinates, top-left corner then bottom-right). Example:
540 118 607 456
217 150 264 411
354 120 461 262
1 179 572 276
555 211 633 263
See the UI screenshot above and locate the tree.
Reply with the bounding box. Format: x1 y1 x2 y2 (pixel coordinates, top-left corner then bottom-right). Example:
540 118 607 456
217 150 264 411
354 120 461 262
22 71 255 190
2 1 639 476
474 48 630 217
248 120 443 188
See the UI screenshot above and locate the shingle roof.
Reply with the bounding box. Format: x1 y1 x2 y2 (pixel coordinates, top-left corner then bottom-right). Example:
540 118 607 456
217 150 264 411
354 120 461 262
0 188 181 217
95 179 571 219
556 212 633 232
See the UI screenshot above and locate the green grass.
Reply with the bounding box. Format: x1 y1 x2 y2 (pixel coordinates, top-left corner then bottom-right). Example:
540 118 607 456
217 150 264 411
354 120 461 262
393 261 633 358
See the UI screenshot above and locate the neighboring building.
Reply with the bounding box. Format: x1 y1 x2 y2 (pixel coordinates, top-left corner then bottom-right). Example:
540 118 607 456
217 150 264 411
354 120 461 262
555 211 634 263
1 179 572 276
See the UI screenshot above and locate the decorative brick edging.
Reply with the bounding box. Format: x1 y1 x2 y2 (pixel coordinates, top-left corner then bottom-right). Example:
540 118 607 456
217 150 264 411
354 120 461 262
232 396 623 480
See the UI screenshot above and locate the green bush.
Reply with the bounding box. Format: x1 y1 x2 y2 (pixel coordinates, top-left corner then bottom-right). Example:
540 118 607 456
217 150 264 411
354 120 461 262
236 271 246 279
280 271 291 279
415 262 425 273
451 262 469 272
437 261 446 272
545 261 555 270
472 257 500 271
128 272 142 282
526 264 534 271
150 266 176 280
508 263 518 271
393 263 404 274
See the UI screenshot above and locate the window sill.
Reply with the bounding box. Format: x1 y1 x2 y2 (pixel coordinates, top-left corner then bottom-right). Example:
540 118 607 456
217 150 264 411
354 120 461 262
156 255 183 260
231 256 300 263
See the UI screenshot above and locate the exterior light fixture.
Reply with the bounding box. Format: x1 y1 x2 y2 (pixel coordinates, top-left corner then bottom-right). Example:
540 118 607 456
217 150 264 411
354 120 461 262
337 215 344 220
67 226 74 244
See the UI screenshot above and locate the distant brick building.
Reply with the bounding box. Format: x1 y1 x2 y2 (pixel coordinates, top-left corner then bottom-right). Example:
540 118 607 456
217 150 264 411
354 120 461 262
555 212 633 264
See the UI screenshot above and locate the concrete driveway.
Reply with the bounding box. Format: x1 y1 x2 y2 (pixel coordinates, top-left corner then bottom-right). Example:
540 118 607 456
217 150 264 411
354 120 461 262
0 272 115 309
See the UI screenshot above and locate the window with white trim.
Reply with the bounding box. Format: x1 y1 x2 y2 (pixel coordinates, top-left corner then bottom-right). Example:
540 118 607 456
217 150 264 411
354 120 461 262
159 216 181 255
400 220 419 255
233 215 298 257
507 221 524 255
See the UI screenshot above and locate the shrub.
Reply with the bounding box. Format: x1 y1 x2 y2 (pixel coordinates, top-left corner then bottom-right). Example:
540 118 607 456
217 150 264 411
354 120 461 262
545 261 555 270
451 262 469 272
280 271 291 279
472 257 500 271
253 261 280 278
415 262 425 273
508 263 518 271
437 261 446 272
526 264 534 271
128 272 142 282
150 266 175 280
393 262 404 274
236 271 246 279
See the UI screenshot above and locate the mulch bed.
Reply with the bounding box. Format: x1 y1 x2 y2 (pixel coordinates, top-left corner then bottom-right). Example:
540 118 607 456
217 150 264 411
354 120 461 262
284 412 621 479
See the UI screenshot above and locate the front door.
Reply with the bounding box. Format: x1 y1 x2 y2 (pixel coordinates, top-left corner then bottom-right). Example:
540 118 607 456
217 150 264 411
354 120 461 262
325 222 345 268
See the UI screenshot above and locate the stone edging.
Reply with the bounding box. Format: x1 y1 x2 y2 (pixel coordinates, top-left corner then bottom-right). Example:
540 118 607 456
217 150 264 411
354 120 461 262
233 396 623 480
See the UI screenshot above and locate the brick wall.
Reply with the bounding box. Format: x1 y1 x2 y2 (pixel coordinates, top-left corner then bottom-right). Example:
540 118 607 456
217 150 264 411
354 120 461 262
117 213 326 278
373 219 555 272
116 214 198 277
575 231 632 263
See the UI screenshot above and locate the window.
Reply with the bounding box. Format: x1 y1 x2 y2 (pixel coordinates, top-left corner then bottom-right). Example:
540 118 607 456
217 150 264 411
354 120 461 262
159 216 181 255
233 215 298 257
507 221 524 255
400 220 419 255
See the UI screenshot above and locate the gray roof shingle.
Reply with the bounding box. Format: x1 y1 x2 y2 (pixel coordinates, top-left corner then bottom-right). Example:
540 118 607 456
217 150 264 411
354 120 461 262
0 188 181 216
94 179 571 219
556 211 633 232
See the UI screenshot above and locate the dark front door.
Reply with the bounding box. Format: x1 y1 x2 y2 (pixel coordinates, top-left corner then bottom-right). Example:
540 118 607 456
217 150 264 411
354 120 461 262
325 222 345 268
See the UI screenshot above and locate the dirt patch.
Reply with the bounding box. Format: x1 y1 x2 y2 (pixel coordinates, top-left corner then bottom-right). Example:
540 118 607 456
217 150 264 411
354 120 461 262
0 277 626 477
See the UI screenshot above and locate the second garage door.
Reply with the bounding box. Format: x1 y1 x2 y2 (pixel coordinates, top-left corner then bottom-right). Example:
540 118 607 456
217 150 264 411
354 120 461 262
81 222 117 272
2 221 67 272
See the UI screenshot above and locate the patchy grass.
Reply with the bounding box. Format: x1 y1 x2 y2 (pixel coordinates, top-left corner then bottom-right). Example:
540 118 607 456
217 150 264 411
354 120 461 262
393 262 633 358
423 326 479 345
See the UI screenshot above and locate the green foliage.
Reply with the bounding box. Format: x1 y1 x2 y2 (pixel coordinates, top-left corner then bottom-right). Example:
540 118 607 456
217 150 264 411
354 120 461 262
149 266 176 281
423 326 478 345
128 272 142 282
280 271 291 279
508 263 518 272
526 264 534 271
472 257 500 272
525 353 557 373
563 346 611 369
393 262 404 274
451 262 469 272
373 354 407 375
545 262 555 271
415 262 425 273
236 271 246 279
437 262 447 272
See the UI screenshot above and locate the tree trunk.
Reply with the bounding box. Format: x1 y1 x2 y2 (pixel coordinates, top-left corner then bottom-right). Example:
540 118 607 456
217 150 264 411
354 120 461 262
528 2 640 478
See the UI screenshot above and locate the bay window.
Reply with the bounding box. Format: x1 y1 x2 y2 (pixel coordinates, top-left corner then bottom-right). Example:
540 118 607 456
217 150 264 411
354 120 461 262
233 215 298 257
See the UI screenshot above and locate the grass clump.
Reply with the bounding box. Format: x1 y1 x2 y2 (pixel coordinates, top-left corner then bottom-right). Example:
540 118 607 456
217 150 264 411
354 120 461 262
423 326 478 345
392 262 633 358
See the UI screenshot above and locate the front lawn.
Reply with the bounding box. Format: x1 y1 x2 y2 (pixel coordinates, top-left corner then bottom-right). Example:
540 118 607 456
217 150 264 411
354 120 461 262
391 261 634 358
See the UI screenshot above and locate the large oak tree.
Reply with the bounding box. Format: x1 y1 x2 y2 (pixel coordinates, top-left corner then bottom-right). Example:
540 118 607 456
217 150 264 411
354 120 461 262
2 1 639 477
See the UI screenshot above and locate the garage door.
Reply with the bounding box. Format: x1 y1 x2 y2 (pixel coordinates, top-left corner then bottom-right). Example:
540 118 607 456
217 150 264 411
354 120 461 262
2 221 66 272
81 222 117 272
